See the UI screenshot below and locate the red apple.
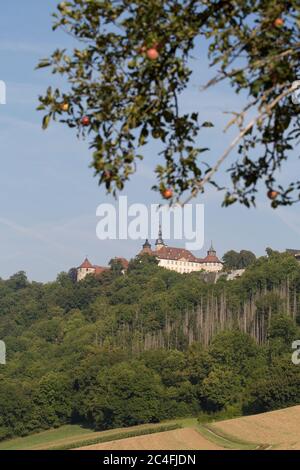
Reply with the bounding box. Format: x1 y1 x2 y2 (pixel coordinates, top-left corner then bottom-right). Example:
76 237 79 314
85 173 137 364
163 188 173 199
267 189 279 200
146 48 159 60
81 116 90 126
274 18 284 27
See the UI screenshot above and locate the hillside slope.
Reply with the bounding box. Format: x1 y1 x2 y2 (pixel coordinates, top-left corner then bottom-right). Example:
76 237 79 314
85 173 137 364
209 405 300 450
1 253 300 442
2 406 300 450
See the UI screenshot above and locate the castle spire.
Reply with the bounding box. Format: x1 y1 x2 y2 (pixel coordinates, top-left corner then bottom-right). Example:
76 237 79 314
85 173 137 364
208 241 216 256
142 239 152 254
143 239 151 249
155 224 165 251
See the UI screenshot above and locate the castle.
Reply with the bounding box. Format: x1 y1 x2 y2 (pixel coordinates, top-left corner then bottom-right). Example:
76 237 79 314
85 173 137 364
139 227 223 274
76 227 223 281
76 257 128 282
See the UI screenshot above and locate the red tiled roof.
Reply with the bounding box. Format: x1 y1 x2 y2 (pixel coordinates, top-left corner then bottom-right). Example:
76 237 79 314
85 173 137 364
93 265 109 275
114 257 129 269
79 258 110 273
156 246 197 261
139 245 223 265
198 254 223 264
79 257 93 269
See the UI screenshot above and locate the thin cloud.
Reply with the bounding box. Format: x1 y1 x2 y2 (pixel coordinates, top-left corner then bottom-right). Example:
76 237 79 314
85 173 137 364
0 41 50 54
273 208 300 240
0 216 79 256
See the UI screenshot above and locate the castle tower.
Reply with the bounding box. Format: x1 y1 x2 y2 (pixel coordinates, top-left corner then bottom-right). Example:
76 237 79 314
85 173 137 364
155 225 166 251
142 239 152 254
207 241 216 257
77 257 95 281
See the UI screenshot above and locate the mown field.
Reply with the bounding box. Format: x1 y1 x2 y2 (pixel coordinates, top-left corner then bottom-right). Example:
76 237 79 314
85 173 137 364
0 420 193 451
76 428 226 451
1 406 300 450
78 406 300 451
209 405 300 450
0 417 254 451
0 425 96 451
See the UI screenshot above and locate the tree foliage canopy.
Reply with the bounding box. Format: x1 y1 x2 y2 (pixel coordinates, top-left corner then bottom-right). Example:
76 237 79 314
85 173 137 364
223 249 256 269
1 251 300 440
38 0 300 207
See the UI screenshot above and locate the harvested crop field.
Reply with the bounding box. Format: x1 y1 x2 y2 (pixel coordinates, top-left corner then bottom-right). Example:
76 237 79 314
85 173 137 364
75 428 225 450
3 406 300 451
210 405 300 450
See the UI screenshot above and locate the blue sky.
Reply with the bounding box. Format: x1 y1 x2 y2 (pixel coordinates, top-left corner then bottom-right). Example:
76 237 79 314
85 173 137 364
0 0 299 282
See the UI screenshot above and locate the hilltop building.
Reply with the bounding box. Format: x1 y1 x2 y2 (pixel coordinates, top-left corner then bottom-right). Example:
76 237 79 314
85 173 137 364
76 257 109 281
76 257 128 281
76 228 223 281
140 226 223 274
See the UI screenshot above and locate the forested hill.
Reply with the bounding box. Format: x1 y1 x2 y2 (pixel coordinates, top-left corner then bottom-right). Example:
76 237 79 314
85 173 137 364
1 251 300 441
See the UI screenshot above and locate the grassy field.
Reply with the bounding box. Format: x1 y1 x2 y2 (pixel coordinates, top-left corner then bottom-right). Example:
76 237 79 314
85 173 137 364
1 406 300 450
75 418 257 451
76 428 226 451
0 420 193 451
0 425 96 451
0 416 256 451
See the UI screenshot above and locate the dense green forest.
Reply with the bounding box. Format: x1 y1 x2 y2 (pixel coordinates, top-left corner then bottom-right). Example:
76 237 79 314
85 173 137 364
1 250 300 441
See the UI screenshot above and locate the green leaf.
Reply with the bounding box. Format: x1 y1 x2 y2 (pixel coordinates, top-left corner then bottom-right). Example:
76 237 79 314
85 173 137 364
42 114 51 130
